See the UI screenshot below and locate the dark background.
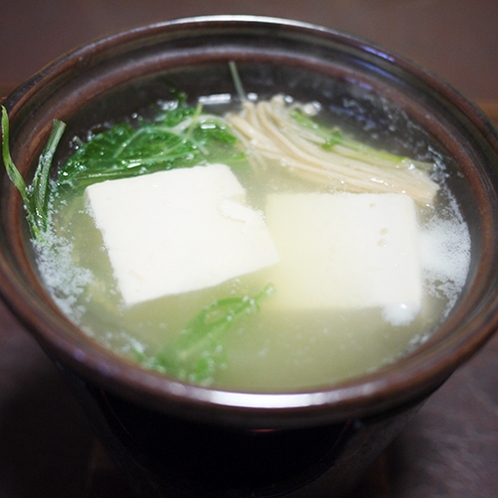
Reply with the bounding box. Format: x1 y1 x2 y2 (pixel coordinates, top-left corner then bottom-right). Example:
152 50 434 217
2 0 498 103
1 1 497 497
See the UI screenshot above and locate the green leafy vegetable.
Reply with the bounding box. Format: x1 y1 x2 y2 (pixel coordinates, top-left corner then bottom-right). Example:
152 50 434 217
2 94 245 241
289 107 434 172
58 99 244 193
1 105 66 241
135 283 276 385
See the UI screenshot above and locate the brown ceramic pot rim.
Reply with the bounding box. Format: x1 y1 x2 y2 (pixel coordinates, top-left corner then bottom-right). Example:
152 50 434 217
2 15 498 428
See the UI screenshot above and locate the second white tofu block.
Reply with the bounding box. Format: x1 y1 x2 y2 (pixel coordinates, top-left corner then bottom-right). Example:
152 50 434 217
85 164 280 306
265 192 422 325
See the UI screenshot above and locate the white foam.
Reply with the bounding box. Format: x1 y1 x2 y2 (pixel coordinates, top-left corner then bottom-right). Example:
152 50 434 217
419 213 471 304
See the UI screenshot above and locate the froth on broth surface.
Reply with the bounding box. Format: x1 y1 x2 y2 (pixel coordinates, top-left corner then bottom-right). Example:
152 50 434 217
32 85 470 392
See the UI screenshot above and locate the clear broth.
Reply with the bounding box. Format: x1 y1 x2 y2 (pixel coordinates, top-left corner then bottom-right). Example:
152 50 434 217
38 88 470 392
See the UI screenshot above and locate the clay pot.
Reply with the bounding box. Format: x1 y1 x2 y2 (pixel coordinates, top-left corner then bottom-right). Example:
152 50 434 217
1 16 498 497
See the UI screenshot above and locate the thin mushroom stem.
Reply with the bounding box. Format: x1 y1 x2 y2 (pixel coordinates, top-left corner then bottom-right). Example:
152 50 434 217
226 95 439 205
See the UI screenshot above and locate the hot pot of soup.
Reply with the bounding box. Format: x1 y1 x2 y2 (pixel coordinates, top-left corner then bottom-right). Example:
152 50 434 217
1 15 498 497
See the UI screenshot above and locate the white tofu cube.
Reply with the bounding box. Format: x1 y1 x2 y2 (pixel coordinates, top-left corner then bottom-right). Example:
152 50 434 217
265 192 422 325
85 164 280 306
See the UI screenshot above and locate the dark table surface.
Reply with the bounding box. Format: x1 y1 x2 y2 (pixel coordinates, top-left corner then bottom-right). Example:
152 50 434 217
1 1 498 497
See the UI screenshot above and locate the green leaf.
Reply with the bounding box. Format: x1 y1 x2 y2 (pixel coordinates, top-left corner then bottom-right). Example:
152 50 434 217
1 106 30 208
289 107 433 171
31 119 66 232
58 102 243 192
135 283 276 384
1 106 65 240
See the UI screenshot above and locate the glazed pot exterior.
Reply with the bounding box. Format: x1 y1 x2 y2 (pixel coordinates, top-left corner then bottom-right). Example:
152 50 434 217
60 365 426 497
